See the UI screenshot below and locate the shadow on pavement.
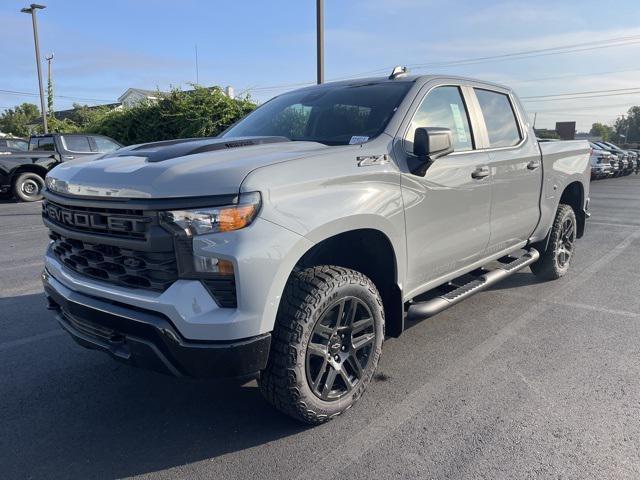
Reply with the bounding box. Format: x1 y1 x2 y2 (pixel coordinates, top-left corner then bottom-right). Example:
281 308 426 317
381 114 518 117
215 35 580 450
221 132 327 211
0 293 307 479
0 195 18 204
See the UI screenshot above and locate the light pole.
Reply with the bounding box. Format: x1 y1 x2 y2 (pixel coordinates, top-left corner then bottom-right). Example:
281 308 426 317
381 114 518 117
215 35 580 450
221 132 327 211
21 4 48 133
316 0 324 84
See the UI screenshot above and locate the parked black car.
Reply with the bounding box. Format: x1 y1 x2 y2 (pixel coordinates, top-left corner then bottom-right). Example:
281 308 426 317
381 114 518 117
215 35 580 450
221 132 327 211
0 133 122 201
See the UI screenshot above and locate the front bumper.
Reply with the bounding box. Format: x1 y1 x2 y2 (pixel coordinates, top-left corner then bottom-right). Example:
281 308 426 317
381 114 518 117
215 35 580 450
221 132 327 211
43 268 271 378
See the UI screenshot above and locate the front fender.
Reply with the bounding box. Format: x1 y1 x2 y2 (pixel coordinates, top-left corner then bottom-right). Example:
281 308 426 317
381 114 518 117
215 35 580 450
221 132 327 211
240 143 408 291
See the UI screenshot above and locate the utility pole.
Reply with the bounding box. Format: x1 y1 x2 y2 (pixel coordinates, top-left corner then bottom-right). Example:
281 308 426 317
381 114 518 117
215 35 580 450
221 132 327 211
45 52 54 119
316 0 324 84
195 44 199 85
21 4 48 133
533 112 537 129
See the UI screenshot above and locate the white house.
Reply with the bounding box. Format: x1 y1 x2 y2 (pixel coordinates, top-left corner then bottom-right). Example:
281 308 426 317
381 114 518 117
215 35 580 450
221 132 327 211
117 86 235 107
117 88 166 108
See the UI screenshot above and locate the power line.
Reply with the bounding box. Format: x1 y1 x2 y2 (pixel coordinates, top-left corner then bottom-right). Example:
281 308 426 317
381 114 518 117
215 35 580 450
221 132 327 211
533 102 639 113
0 88 114 103
406 36 640 69
522 87 640 100
534 112 620 117
523 91 640 103
509 67 640 85
243 34 640 94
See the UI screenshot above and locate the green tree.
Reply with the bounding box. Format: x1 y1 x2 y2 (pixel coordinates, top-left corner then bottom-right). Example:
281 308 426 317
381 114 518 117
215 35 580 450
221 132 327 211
589 122 614 141
535 129 560 140
0 103 41 137
1 87 257 144
614 107 640 145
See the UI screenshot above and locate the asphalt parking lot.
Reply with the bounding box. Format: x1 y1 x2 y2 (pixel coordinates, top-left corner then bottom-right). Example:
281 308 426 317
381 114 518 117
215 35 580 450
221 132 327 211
1 175 639 480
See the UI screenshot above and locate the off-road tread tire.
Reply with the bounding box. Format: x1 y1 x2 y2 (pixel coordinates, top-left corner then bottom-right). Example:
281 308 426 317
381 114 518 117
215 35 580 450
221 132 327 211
13 172 44 202
259 265 384 425
530 204 576 281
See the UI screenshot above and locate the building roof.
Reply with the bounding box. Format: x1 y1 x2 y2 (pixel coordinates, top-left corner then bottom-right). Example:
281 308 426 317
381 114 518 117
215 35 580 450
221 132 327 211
117 88 167 103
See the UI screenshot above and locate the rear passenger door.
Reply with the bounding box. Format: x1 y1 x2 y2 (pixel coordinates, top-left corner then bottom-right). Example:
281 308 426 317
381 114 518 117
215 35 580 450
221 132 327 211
470 88 542 252
398 83 492 296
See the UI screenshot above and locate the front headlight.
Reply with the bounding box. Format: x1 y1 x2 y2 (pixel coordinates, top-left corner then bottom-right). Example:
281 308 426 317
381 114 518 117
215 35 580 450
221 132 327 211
161 192 261 236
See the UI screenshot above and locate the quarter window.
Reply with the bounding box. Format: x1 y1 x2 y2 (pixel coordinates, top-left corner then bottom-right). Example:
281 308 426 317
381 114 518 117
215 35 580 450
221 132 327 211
474 89 522 148
62 135 92 152
92 136 121 153
405 86 474 152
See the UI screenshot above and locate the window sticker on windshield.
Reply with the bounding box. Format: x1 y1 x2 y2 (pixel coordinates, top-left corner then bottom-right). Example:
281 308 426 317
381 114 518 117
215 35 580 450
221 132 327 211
450 104 468 143
349 136 369 145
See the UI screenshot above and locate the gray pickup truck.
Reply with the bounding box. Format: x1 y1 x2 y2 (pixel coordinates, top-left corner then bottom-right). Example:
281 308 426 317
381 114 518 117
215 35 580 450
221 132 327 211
41 70 590 424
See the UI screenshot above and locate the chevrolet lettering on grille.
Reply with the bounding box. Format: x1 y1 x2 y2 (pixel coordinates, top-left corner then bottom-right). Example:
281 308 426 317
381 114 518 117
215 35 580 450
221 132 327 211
42 202 149 234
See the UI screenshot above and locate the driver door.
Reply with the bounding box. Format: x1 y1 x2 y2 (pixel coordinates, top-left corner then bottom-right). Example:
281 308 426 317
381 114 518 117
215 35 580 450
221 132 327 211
399 84 492 296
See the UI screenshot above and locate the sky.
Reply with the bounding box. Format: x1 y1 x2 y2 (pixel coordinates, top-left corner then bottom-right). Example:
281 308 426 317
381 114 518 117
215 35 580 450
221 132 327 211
1 0 639 131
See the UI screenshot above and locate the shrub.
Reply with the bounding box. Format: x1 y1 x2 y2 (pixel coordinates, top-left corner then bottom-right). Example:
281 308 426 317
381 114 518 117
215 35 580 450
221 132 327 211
88 86 256 145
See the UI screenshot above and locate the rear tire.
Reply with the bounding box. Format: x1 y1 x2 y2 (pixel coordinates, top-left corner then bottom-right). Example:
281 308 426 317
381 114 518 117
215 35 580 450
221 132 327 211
259 266 384 424
13 172 44 202
530 204 577 281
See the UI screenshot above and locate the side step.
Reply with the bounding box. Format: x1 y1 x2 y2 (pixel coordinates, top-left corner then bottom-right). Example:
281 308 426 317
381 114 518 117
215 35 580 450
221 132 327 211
406 248 540 322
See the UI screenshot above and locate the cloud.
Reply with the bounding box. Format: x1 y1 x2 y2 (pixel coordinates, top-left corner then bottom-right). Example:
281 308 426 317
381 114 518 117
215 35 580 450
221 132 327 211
462 1 574 25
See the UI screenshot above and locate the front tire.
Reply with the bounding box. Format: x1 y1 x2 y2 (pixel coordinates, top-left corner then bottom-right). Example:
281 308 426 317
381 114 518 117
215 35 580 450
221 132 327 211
259 266 384 424
530 204 577 281
13 172 44 202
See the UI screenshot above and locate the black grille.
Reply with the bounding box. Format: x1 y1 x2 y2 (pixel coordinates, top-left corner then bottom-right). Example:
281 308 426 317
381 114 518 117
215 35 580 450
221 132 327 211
50 231 178 292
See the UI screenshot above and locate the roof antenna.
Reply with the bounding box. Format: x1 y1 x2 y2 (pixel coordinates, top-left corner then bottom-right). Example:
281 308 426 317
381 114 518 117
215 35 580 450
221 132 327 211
389 66 408 79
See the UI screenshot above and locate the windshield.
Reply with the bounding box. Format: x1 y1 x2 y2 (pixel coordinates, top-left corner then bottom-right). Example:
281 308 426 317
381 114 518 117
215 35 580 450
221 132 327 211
223 82 412 146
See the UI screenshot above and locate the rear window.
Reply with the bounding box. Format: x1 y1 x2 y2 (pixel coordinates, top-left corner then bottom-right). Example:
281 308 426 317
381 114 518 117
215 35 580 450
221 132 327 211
62 135 92 153
474 89 522 148
29 137 55 151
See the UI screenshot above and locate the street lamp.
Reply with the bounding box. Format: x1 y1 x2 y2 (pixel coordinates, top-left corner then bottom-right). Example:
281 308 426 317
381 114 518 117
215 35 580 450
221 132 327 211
21 4 48 133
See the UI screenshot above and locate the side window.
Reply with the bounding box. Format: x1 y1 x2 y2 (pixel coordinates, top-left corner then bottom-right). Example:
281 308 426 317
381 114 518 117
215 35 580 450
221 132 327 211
405 86 473 152
474 89 522 148
62 135 92 153
92 136 121 153
8 140 28 151
32 137 55 151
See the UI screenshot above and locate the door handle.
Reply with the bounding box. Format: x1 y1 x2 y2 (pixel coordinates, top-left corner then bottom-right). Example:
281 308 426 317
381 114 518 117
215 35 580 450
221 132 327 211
527 160 540 170
471 166 490 179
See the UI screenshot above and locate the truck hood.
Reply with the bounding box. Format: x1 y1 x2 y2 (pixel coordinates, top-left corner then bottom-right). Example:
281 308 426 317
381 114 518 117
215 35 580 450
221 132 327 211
45 136 329 199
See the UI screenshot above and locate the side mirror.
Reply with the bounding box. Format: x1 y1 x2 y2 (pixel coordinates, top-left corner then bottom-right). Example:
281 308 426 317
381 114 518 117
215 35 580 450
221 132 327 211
413 127 454 161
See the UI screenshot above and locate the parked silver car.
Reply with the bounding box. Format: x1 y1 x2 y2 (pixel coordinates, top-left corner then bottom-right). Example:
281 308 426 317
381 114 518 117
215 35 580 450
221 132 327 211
590 142 618 176
589 146 613 179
